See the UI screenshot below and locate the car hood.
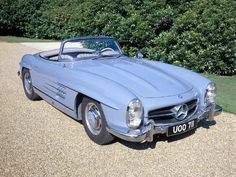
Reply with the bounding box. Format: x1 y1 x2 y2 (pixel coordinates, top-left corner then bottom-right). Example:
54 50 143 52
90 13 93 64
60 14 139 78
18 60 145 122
71 57 193 98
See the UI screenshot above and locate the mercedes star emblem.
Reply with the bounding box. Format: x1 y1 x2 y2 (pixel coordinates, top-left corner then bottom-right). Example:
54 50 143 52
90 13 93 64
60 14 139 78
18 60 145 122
172 104 189 120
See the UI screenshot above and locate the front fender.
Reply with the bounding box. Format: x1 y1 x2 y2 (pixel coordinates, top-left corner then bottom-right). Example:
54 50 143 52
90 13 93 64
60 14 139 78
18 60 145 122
60 68 137 110
57 67 138 128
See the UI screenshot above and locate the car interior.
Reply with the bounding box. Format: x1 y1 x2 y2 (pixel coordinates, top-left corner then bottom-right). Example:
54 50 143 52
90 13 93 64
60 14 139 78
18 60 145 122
39 48 98 61
39 47 120 61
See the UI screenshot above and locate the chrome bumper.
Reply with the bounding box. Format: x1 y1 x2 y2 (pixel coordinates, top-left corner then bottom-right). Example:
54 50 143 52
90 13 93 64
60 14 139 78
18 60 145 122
107 105 222 143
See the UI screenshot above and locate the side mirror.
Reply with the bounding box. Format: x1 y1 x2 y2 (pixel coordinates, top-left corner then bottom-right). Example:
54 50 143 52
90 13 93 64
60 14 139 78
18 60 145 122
135 51 144 59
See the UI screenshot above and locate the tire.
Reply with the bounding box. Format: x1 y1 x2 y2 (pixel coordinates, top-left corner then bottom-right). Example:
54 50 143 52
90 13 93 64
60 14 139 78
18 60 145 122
22 68 41 101
81 97 114 145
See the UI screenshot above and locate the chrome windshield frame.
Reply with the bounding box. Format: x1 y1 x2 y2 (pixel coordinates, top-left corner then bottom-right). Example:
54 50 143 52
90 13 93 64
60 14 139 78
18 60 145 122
58 36 123 60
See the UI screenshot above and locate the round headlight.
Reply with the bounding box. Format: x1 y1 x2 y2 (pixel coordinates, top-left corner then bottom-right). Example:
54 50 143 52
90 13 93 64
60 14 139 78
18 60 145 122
205 82 217 104
126 99 143 129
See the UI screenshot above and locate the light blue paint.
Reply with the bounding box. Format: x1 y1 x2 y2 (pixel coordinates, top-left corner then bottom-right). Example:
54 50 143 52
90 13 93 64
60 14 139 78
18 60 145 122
19 36 213 140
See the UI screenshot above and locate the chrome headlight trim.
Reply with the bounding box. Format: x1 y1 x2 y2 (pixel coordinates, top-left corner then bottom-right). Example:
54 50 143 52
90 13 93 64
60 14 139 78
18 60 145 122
205 82 217 104
126 99 143 129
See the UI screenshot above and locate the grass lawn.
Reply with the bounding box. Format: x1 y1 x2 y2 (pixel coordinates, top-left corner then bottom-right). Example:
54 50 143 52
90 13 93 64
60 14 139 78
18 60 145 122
206 74 236 114
0 36 56 43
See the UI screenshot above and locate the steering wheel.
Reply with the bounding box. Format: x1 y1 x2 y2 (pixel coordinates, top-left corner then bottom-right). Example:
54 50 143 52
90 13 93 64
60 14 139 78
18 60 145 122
101 48 115 53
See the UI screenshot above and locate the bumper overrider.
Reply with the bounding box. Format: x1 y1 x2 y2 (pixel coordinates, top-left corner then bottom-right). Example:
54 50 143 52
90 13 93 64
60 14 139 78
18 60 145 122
107 105 222 143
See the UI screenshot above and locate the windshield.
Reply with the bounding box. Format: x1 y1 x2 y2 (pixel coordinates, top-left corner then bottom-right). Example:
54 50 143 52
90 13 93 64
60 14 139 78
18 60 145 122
59 37 123 60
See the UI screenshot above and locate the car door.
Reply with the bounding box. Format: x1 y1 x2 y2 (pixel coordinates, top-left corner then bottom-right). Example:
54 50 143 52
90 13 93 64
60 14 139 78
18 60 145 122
31 56 77 111
30 56 62 99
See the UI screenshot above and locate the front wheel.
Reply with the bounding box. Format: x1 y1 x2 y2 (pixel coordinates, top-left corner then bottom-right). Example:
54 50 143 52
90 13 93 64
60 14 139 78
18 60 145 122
81 97 114 145
22 68 41 101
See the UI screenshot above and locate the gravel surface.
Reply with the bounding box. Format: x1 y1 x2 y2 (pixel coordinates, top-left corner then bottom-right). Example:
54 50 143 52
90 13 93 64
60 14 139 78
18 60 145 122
0 42 235 177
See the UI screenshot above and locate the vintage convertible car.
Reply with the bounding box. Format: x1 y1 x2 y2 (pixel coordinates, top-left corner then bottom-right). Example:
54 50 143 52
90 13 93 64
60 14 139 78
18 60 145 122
18 36 222 144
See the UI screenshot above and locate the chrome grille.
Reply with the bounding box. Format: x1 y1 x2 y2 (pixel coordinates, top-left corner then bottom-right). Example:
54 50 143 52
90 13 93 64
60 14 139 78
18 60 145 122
148 99 198 123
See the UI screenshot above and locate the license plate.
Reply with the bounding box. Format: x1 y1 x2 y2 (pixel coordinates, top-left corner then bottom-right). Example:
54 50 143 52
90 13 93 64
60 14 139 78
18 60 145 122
167 119 198 137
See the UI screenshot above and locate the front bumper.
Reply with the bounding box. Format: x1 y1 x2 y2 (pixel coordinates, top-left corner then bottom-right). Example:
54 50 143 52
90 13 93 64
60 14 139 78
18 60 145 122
107 105 222 142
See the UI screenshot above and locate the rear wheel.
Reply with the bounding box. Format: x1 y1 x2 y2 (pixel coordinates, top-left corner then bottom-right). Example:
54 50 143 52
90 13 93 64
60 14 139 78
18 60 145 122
22 68 40 101
81 97 114 145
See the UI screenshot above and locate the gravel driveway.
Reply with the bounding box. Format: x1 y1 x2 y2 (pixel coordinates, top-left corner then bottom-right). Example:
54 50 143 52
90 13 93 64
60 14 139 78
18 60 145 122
0 42 235 177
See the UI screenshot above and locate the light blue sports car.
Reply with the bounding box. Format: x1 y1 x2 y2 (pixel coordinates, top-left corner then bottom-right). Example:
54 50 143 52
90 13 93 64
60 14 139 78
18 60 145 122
18 36 222 144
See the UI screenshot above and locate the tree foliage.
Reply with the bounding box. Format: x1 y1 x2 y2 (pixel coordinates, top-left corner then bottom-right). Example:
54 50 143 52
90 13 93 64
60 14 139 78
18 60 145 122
0 0 235 75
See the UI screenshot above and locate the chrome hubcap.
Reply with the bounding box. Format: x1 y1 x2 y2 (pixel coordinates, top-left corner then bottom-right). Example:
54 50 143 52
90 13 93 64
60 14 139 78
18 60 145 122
24 72 33 94
85 103 102 135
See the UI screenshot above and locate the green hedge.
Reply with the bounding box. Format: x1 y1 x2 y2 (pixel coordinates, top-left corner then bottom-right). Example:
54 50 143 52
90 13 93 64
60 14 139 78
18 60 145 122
0 0 235 75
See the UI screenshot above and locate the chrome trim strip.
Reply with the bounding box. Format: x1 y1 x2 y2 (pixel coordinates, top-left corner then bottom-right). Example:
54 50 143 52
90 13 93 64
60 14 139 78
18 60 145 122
148 112 175 118
33 86 74 111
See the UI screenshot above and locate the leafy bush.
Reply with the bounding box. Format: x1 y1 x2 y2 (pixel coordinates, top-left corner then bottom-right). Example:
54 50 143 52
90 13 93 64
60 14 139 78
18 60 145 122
0 0 45 35
0 0 235 75
147 0 236 75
